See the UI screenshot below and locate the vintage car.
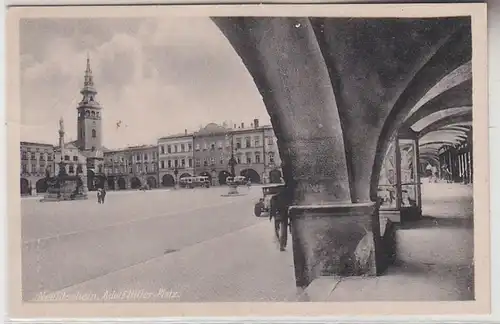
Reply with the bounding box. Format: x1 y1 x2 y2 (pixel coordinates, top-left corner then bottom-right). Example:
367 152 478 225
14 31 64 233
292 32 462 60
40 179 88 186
254 184 285 217
226 176 247 186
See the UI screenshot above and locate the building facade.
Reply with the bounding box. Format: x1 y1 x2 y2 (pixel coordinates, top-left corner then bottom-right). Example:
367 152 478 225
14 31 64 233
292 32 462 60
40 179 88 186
231 119 265 183
190 120 283 185
262 125 283 184
193 123 233 186
104 145 159 190
20 142 55 195
158 130 194 187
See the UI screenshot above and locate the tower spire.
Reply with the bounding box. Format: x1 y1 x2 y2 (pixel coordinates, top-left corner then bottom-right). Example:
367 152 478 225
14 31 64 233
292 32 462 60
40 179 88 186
84 52 94 88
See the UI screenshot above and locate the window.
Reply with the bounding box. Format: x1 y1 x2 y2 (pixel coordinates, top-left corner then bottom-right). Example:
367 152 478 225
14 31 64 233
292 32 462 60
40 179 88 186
269 152 275 163
69 165 75 173
64 155 70 161
204 158 208 166
30 164 36 172
210 157 216 165
254 136 260 147
174 145 178 153
181 159 186 167
161 160 165 169
167 145 172 154
91 111 96 117
188 159 193 167
237 157 241 164
98 165 103 173
144 154 148 161
86 110 90 117
31 152 36 159
39 154 45 161
195 159 201 167
174 159 179 167
22 164 27 173
181 144 185 152
136 154 141 161
188 143 192 152
268 137 273 145
161 146 165 154
236 138 242 149
21 151 27 160
92 129 96 138
92 146 96 151
245 137 251 148
255 153 261 163
168 160 172 168
73 156 78 162
247 156 252 164
145 164 149 173
211 143 215 150
136 165 140 173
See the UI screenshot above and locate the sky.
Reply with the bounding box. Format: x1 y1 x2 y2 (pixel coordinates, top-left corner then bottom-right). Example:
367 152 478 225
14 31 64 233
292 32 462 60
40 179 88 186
19 17 270 149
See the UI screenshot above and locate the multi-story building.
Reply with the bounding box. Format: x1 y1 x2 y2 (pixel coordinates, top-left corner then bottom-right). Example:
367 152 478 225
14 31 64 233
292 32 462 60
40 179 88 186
104 145 159 190
262 125 283 183
191 120 283 185
158 130 194 187
231 119 266 183
20 142 55 195
193 123 233 186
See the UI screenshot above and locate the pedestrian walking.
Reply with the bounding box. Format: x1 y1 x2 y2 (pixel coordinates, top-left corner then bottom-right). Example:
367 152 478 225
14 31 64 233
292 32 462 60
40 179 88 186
269 189 290 252
101 187 107 204
431 165 438 183
246 178 251 190
96 188 102 204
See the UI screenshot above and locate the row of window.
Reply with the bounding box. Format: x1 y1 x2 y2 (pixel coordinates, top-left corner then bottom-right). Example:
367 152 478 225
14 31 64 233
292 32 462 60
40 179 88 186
106 164 157 175
21 152 54 161
159 137 275 155
160 143 193 154
160 159 193 169
21 164 52 174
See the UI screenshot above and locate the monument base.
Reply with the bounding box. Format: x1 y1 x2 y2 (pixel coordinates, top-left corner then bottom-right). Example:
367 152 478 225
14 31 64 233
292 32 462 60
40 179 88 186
221 183 246 197
40 176 89 202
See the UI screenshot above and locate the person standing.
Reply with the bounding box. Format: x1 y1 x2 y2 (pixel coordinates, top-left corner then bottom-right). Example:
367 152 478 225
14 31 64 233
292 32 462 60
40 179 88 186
101 187 107 204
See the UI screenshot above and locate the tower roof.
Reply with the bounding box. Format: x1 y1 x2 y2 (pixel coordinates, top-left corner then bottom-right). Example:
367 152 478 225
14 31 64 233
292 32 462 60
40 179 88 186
78 54 102 110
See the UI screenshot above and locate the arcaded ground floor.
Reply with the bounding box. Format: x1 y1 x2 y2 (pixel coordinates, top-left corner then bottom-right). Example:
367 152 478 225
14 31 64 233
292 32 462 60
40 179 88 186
21 182 472 302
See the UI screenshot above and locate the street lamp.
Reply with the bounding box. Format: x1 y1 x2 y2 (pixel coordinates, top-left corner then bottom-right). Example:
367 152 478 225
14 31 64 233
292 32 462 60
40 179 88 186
174 166 179 187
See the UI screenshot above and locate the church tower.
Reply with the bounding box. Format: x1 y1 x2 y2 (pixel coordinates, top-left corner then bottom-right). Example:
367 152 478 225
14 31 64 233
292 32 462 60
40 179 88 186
76 54 102 152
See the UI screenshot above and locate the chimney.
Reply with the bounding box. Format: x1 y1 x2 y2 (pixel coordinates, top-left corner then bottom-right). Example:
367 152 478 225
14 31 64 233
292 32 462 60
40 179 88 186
241 122 244 128
254 119 259 128
184 129 187 135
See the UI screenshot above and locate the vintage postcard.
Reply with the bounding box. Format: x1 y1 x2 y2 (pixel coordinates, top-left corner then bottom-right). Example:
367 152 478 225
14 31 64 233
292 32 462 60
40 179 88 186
6 2 489 318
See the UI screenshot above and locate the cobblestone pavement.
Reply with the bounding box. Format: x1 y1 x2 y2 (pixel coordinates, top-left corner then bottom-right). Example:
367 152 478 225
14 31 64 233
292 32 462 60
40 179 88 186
22 185 297 302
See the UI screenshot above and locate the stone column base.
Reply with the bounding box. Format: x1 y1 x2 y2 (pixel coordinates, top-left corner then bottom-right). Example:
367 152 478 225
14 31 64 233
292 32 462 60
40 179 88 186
289 202 382 288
